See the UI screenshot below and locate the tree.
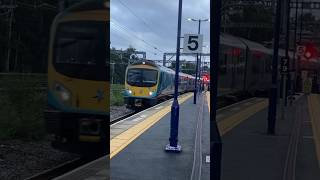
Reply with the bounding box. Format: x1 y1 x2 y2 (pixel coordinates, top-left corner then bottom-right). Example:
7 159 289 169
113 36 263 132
110 46 137 84
224 3 273 43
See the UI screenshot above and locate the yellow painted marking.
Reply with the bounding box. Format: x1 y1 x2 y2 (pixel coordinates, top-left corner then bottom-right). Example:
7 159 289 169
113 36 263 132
206 92 268 136
110 93 193 159
206 91 210 112
218 99 268 136
307 94 320 167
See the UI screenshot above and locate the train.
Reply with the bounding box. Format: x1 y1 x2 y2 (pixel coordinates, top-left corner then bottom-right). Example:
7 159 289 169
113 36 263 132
124 33 295 108
45 0 109 155
219 34 294 96
123 60 196 108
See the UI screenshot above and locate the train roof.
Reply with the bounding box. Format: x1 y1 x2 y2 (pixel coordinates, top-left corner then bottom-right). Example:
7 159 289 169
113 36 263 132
239 37 272 54
220 34 246 49
221 33 271 54
221 34 297 58
128 60 195 78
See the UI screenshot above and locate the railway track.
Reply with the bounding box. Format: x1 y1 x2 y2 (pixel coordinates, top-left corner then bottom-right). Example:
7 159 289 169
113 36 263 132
24 157 86 180
110 110 137 125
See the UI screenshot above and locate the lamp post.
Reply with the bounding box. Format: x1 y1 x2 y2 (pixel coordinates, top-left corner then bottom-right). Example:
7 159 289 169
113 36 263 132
165 0 183 152
187 18 209 104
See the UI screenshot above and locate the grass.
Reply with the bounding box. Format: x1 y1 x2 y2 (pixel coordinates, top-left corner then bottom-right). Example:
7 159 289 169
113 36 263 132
0 80 126 140
0 75 46 141
111 84 125 106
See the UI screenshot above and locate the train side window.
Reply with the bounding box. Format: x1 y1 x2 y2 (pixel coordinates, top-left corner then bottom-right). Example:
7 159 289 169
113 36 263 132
252 57 259 74
265 56 272 73
219 53 227 74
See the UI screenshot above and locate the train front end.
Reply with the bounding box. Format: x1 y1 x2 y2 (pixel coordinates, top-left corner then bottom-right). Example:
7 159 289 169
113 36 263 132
45 0 109 155
124 61 159 108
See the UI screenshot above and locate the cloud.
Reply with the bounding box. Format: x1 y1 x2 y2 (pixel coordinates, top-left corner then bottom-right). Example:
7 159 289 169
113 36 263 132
111 0 210 61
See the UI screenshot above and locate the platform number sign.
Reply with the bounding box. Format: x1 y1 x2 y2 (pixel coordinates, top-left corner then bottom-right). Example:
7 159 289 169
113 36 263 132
183 34 203 53
281 57 288 74
297 45 306 56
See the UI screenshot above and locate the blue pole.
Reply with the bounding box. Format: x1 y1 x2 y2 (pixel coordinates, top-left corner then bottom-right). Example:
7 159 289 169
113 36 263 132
284 0 291 106
268 0 282 134
194 20 201 104
211 0 222 179
165 0 182 152
194 57 199 104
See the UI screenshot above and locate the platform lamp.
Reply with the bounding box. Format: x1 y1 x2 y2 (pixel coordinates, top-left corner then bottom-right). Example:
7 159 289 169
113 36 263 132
187 18 209 104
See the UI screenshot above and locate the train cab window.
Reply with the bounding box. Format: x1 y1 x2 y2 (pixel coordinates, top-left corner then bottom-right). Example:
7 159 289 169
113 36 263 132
127 68 158 87
53 21 108 81
265 56 272 73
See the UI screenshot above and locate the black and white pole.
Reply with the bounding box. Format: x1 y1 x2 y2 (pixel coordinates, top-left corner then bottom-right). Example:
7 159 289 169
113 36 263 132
165 0 183 152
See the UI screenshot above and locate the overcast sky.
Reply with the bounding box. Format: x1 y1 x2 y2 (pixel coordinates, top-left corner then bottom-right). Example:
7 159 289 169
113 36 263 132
110 0 210 62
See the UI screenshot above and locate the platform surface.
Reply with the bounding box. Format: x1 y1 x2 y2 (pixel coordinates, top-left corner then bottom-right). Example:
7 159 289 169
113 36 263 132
54 92 320 180
221 94 320 180
53 156 108 180
110 92 209 180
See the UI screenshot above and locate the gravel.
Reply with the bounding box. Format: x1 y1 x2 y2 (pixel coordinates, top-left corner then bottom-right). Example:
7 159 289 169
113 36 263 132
0 139 79 180
110 106 133 121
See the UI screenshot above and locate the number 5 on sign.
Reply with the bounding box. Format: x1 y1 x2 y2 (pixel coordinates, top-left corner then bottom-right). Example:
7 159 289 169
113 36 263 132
183 34 203 53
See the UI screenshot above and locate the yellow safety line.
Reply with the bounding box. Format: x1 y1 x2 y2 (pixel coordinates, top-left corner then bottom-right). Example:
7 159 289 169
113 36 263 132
307 94 320 167
218 100 268 136
206 91 210 112
110 93 193 159
206 92 268 136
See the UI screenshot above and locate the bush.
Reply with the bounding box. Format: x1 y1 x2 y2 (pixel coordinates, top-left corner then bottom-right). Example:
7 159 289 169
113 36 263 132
111 84 124 106
0 75 46 140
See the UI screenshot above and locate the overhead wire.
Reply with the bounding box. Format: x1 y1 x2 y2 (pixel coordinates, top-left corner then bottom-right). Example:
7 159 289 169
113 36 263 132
112 0 165 53
111 20 160 54
111 21 158 55
116 0 165 47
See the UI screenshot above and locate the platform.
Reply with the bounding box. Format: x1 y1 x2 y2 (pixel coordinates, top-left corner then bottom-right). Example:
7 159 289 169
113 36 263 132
110 91 270 180
54 92 320 180
110 92 208 180
221 94 320 180
53 156 108 180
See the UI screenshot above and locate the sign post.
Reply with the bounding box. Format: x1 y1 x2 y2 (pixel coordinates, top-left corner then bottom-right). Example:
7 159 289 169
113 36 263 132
183 34 203 104
297 45 306 56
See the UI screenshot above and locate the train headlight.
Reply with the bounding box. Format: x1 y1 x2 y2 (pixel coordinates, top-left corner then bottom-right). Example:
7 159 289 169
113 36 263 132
128 90 132 94
54 83 71 103
149 91 154 96
61 91 70 101
79 118 101 135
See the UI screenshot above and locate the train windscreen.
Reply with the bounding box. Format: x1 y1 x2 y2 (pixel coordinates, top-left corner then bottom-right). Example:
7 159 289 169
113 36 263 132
53 21 108 81
127 68 158 87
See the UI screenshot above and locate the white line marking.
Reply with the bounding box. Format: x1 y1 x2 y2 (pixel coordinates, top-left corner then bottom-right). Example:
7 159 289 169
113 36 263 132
154 106 163 110
303 136 313 139
139 114 147 118
205 156 210 163
232 107 240 111
132 117 143 122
